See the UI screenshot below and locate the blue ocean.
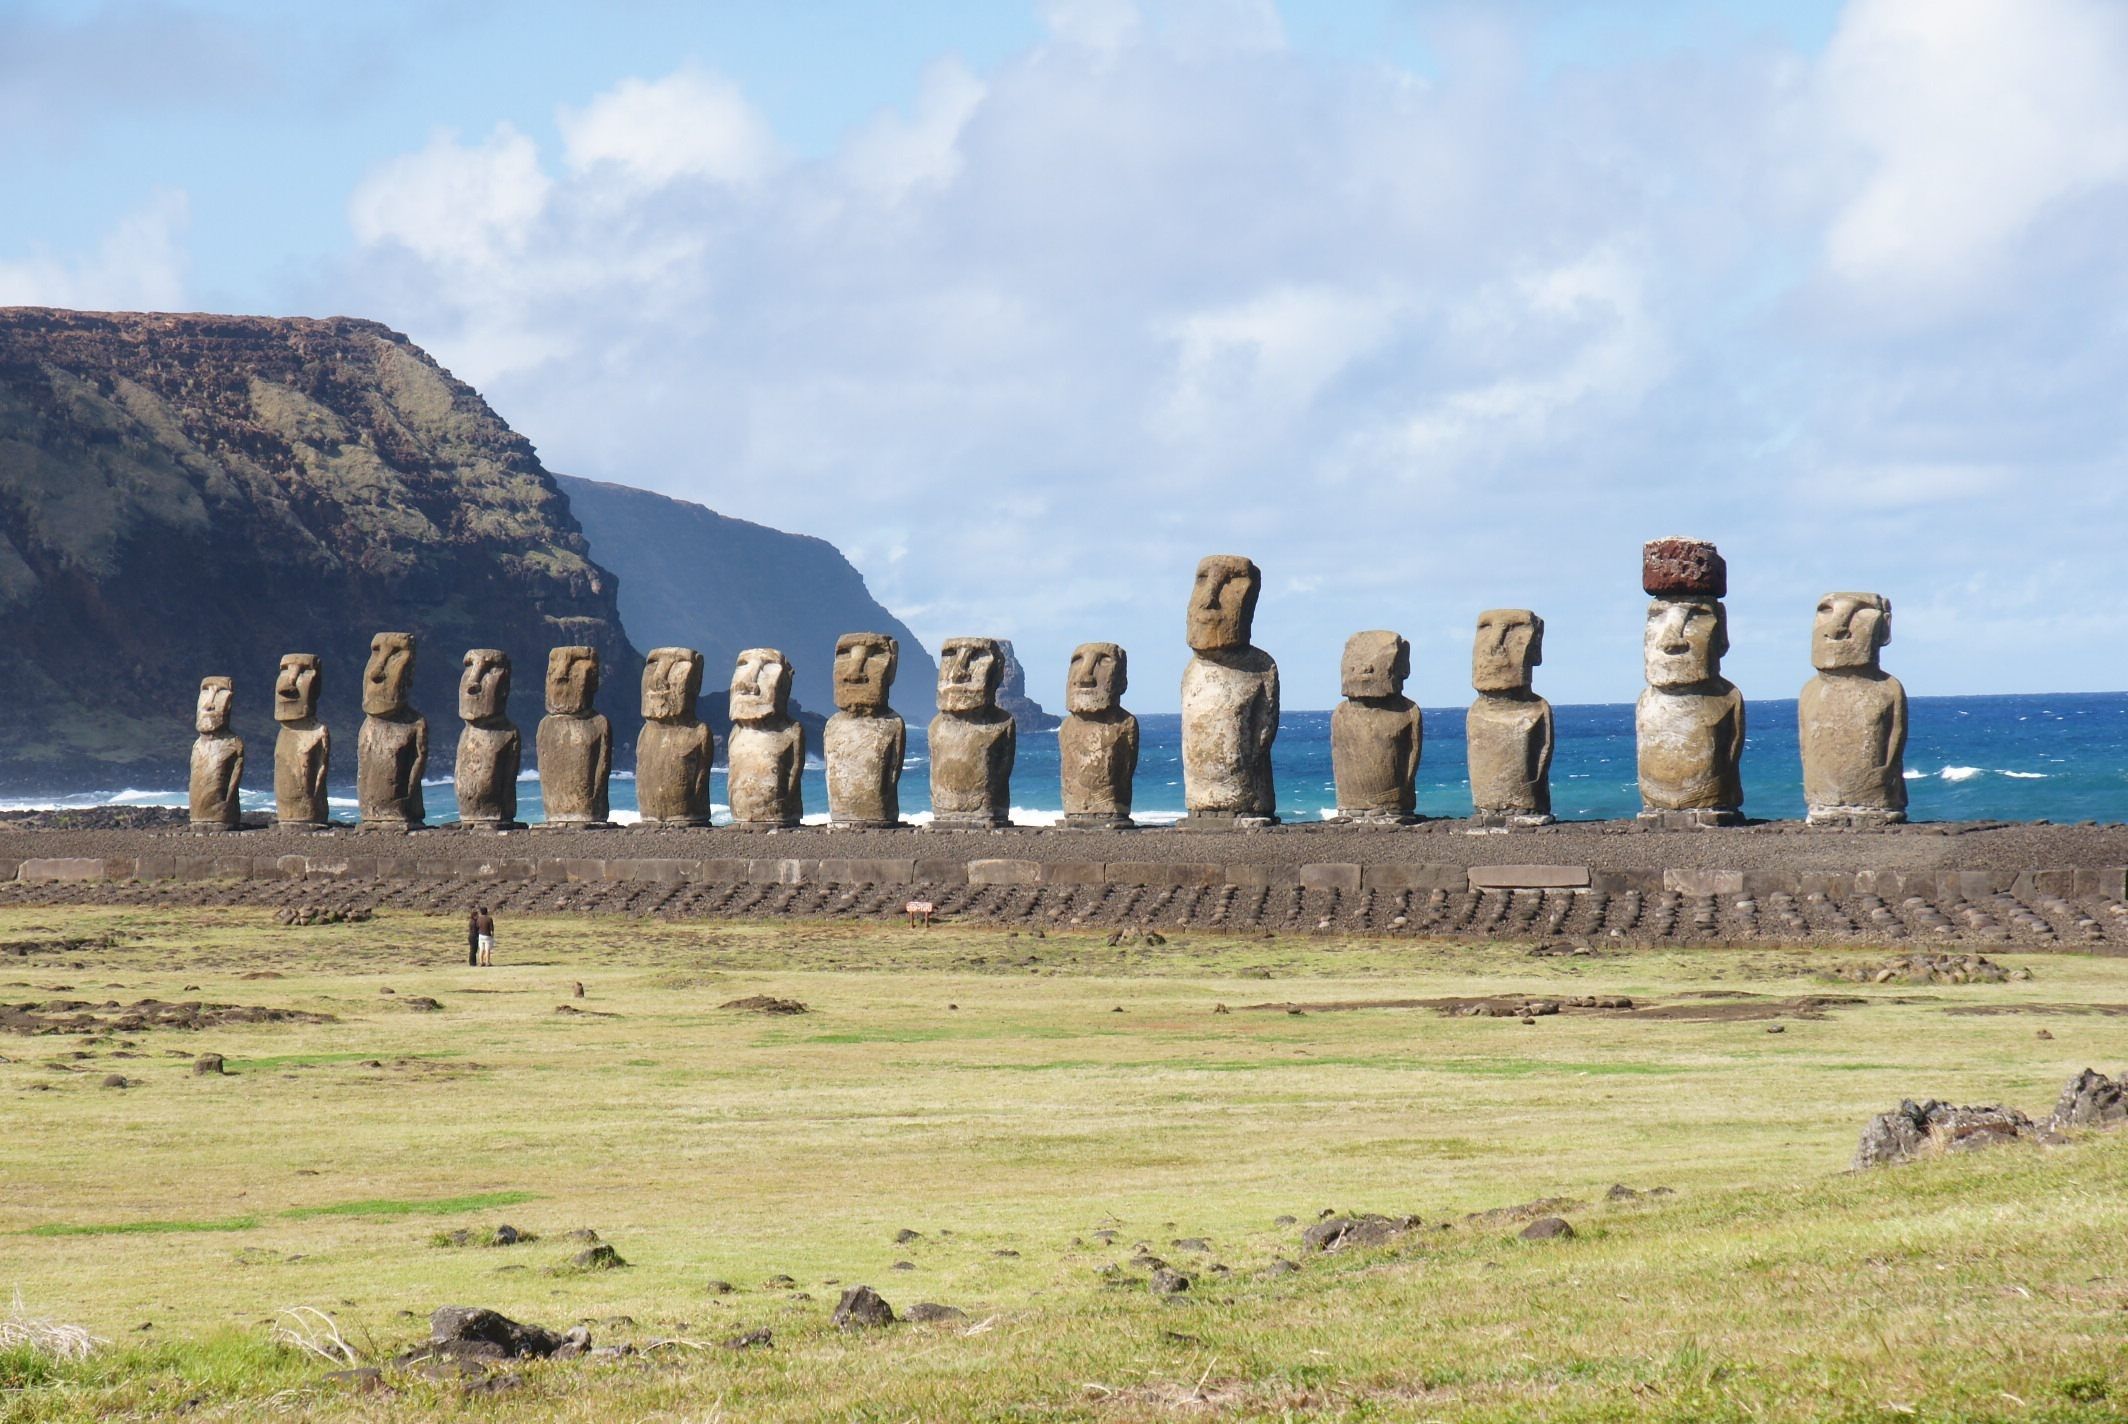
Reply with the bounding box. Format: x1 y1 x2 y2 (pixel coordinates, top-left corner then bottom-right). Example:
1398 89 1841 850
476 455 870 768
12 692 2126 825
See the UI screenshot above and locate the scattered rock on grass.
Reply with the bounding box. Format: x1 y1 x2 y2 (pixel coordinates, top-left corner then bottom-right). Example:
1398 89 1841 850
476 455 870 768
560 1244 627 1273
719 996 808 1015
705 1280 735 1295
893 1228 922 1244
1149 1268 1191 1296
1300 1214 1418 1254
277 906 374 927
193 1054 226 1076
831 1286 894 1329
402 997 444 1013
1853 1099 2039 1168
100 1073 128 1088
2046 1068 2126 1132
1519 1217 1576 1241
904 1303 967 1323
725 1328 773 1349
424 1306 571 1360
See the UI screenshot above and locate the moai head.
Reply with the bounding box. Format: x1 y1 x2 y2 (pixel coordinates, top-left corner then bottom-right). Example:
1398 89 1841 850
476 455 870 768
729 648 793 722
1812 592 1891 672
545 646 600 716
833 633 899 713
937 637 1004 714
1643 599 1728 689
274 654 321 724
362 633 416 716
1186 554 1262 653
459 649 512 722
195 676 233 734
1472 609 1544 695
1067 642 1127 715
642 647 704 721
1340 631 1409 700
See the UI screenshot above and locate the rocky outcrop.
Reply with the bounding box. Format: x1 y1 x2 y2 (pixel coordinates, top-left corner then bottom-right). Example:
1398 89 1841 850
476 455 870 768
0 308 638 787
1851 1068 2127 1168
993 639 1060 732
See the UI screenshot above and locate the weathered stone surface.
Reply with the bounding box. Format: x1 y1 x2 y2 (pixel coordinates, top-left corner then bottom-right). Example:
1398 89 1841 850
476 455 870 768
1331 630 1419 823
1060 642 1137 828
929 637 1015 828
2045 1068 2126 1132
357 633 427 830
1800 592 1907 825
1637 589 1744 819
1853 1098 2038 1168
188 676 244 831
1300 1214 1417 1253
635 647 712 826
1467 609 1553 824
454 649 520 828
537 646 610 827
271 653 330 828
825 633 904 827
1642 536 1726 598
1181 555 1278 824
727 648 804 827
1468 864 1590 890
427 1306 566 1360
831 1285 895 1329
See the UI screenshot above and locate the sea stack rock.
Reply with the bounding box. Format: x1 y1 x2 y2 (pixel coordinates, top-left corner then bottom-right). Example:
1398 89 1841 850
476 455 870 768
357 632 427 830
1636 539 1744 827
1330 631 1420 824
1059 642 1138 828
727 648 804 828
636 647 713 827
1467 609 1553 827
928 637 1015 829
1179 555 1279 828
537 646 611 827
188 676 244 831
825 632 905 828
1800 593 1907 825
271 653 330 829
454 648 521 829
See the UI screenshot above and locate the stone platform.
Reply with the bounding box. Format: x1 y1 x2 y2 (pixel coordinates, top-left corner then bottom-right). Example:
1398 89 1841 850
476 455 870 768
6 819 2128 948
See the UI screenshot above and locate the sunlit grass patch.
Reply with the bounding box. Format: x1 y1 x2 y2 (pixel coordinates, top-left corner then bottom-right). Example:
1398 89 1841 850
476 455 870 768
281 1190 536 1220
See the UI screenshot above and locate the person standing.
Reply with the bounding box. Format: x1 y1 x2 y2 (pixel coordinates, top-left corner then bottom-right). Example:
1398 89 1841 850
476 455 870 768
466 907 481 967
475 907 496 967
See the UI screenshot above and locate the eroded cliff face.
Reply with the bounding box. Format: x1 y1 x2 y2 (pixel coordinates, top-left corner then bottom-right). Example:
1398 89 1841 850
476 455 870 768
0 308 640 786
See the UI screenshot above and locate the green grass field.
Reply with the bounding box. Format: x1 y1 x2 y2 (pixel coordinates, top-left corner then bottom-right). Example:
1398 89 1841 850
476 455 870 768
2 906 2124 1421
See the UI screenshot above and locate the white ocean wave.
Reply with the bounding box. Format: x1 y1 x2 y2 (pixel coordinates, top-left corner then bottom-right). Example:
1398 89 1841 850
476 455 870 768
1939 766 1983 782
1999 770 2047 780
1902 770 1925 779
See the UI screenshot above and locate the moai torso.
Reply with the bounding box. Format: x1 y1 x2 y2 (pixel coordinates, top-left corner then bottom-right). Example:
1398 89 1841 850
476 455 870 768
455 648 520 827
358 633 427 829
272 654 330 828
1636 684 1745 811
1799 592 1907 822
929 637 1015 827
1180 556 1278 822
189 677 243 831
728 647 804 827
1330 631 1419 822
825 633 904 827
637 647 712 826
538 647 610 826
1636 541 1744 822
1467 609 1553 823
1060 642 1136 827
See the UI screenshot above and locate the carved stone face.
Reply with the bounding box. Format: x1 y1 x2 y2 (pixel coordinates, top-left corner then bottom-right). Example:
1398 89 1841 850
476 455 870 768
1644 598 1727 689
1339 631 1409 699
729 647 792 721
363 633 415 716
195 676 233 734
1067 642 1127 714
642 647 703 721
937 637 1003 714
459 649 511 722
546 646 600 716
833 633 898 713
1812 592 1890 672
1472 609 1544 695
1186 555 1261 652
274 654 321 724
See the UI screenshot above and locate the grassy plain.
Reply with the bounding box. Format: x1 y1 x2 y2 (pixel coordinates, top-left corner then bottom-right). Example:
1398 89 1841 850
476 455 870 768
1 905 2124 1422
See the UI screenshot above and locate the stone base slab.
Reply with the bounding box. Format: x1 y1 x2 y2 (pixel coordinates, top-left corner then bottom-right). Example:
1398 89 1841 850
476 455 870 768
1062 813 1136 829
1637 809 1744 830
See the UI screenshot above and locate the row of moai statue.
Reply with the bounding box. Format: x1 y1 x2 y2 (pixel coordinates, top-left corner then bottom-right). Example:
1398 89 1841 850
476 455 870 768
186 539 1907 831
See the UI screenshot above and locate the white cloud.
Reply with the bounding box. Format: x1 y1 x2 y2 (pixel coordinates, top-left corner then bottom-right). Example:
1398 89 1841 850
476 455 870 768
558 67 775 188
0 189 190 310
839 59 986 200
348 124 549 269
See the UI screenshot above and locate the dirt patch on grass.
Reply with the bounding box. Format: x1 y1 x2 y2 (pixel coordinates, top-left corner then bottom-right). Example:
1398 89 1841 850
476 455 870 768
1941 1002 2128 1017
0 998 336 1035
1238 992 1868 1023
720 995 809 1015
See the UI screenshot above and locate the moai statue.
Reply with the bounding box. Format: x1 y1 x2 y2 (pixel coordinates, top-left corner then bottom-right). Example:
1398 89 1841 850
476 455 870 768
1636 539 1745 826
1800 593 1907 825
824 632 905 828
454 649 521 829
188 676 244 831
537 646 611 827
358 632 427 830
1059 642 1138 828
928 637 1015 829
1330 631 1421 824
1180 554 1279 826
272 653 330 829
636 647 713 826
1467 609 1554 827
727 647 804 828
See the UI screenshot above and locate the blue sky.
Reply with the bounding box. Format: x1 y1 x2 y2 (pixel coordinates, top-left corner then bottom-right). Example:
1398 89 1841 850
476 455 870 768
5 0 2124 713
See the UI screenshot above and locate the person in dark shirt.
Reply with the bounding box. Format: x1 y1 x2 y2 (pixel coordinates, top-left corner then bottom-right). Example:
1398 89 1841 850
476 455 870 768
466 907 481 967
474 908 496 967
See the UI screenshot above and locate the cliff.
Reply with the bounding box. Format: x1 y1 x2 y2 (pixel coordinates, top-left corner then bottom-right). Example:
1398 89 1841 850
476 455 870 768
995 640 1061 732
556 474 939 720
0 307 640 786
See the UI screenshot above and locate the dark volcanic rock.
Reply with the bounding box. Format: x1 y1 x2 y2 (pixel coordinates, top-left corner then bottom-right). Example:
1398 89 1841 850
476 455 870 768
0 309 639 788
1148 1268 1191 1296
1518 1217 1576 1240
1300 1214 1418 1254
426 1306 566 1359
1854 1098 2040 1168
2045 1068 2126 1132
992 640 1059 732
904 1302 967 1323
831 1285 895 1329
